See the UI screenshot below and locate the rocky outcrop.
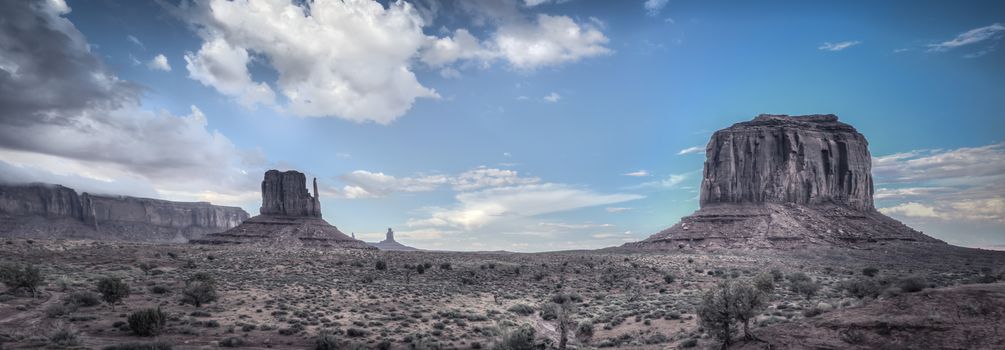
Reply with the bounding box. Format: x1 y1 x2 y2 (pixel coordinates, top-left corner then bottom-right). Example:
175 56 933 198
260 170 322 217
193 170 373 249
0 183 249 242
367 228 420 251
627 114 942 249
700 114 873 211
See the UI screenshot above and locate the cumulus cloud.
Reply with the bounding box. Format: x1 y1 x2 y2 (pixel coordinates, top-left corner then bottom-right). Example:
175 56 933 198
184 37 276 108
147 54 171 71
928 23 1004 52
818 41 861 51
181 0 609 124
452 167 540 191
0 0 262 207
873 143 1005 224
644 0 669 17
677 146 704 155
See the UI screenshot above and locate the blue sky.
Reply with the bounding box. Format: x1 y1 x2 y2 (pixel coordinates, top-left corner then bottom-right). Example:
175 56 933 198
1 0 1003 251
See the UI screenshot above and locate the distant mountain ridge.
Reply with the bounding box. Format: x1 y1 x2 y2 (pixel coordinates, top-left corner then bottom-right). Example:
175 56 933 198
0 182 249 242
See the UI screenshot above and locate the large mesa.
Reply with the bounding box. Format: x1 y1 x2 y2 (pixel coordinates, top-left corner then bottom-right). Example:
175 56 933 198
192 170 372 249
627 114 942 249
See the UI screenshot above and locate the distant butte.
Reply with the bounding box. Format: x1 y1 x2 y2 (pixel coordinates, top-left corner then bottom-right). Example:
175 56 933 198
367 228 420 251
626 114 943 249
192 170 373 249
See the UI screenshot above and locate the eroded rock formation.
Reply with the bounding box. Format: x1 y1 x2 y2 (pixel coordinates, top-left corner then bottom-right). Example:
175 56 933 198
260 170 322 217
0 183 248 242
194 170 372 249
628 114 942 249
367 228 419 251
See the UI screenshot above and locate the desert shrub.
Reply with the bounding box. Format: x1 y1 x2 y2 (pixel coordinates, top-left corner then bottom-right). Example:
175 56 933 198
96 276 130 308
440 263 452 270
841 278 881 299
375 260 387 271
45 303 77 318
862 267 879 277
315 329 340 350
789 277 820 300
149 285 170 294
181 273 217 307
770 269 784 282
839 328 866 344
663 274 676 284
802 307 824 318
66 291 101 307
346 328 368 337
49 322 80 346
0 262 44 296
753 272 775 292
507 304 534 316
102 342 173 350
679 338 698 348
138 262 156 275
416 264 426 274
493 324 536 350
539 302 559 321
575 321 594 342
898 276 927 293
220 337 245 347
128 308 167 336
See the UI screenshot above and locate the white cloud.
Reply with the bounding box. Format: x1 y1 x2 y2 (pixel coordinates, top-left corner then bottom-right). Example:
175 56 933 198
183 0 609 124
339 170 449 198
452 167 540 191
0 1 262 208
126 35 144 49
928 23 1004 52
818 41 861 51
184 37 276 108
677 146 704 155
633 173 692 190
644 0 669 17
147 54 171 72
874 142 1005 225
524 0 550 6
543 92 561 102
605 207 631 213
407 183 643 230
622 170 649 177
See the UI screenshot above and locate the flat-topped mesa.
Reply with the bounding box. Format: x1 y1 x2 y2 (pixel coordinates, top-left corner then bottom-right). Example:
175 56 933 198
259 170 322 218
700 114 874 211
626 114 942 249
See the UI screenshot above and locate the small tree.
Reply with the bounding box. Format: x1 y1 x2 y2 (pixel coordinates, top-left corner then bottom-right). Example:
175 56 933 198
128 308 167 336
698 282 738 349
181 273 217 307
96 276 130 309
731 282 766 340
753 272 775 293
0 262 44 297
549 293 580 349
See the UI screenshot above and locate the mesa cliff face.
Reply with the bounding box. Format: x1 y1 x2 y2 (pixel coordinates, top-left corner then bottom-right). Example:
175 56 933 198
193 170 373 249
628 114 941 249
700 115 874 211
260 170 322 218
0 183 249 242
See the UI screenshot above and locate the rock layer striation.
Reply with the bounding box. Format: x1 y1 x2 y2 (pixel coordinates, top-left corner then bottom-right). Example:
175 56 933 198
0 183 248 242
628 114 942 249
193 170 372 249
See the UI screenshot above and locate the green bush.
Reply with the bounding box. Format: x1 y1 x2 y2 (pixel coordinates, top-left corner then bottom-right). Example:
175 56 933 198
663 274 676 284
49 322 80 346
128 308 167 336
314 329 339 350
841 278 881 299
862 267 879 277
0 262 44 296
375 260 387 270
66 291 102 307
493 324 536 350
754 272 775 292
898 276 927 293
539 302 559 320
507 304 534 316
181 281 217 307
575 321 594 342
96 276 130 308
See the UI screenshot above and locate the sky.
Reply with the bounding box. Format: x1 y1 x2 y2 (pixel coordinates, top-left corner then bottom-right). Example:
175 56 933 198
0 0 1003 251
